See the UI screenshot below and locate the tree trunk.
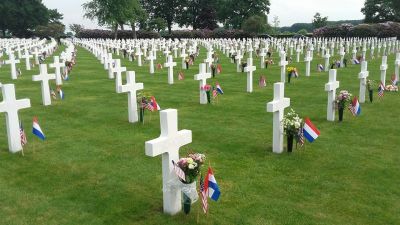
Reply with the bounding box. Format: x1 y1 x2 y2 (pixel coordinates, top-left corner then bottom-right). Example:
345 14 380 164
131 23 137 39
167 21 172 34
120 23 124 31
2 29 5 37
113 23 118 39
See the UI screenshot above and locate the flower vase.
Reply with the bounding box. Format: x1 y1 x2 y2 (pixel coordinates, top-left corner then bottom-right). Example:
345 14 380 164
369 90 373 103
211 67 216 78
182 192 191 214
288 73 291 83
338 107 344 122
287 134 294 152
139 107 145 123
206 91 211 103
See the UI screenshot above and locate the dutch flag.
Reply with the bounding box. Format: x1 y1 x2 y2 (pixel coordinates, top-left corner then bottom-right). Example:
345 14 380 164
303 118 320 143
32 117 45 140
204 167 220 201
216 83 224 94
350 97 361 116
151 96 160 111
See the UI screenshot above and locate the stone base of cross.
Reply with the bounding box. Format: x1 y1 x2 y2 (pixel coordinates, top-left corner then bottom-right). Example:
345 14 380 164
266 82 290 153
145 109 192 215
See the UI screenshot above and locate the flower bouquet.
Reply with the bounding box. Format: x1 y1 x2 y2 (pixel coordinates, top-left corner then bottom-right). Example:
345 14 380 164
335 90 352 121
287 67 298 83
175 153 206 214
282 109 303 152
201 84 212 104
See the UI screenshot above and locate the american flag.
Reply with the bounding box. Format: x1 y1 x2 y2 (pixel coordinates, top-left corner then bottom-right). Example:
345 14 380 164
178 71 184 80
391 75 398 86
199 175 208 214
378 82 385 97
298 127 304 147
143 102 154 111
212 88 218 98
259 76 266 87
20 121 27 146
171 160 186 182
217 64 222 74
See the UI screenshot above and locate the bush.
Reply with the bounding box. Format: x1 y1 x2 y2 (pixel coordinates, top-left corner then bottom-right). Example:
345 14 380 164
77 28 258 39
313 22 400 38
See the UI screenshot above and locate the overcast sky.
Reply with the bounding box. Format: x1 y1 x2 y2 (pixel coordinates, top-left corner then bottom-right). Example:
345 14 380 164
42 0 365 30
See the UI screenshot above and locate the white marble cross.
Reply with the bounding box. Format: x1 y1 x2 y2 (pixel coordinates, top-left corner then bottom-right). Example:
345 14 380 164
107 53 114 79
296 47 301 62
180 48 188 70
395 53 400 82
164 55 176 84
267 82 290 154
112 59 127 93
279 51 288 82
325 69 340 121
147 51 156 74
32 64 56 106
204 51 213 73
324 49 330 72
339 46 345 67
244 58 256 93
32 48 40 65
194 63 211 104
259 48 266 68
49 56 65 86
136 47 143 67
235 51 243 72
22 49 33 71
380 56 388 86
118 71 143 123
5 53 20 80
358 61 369 103
304 50 312 77
145 109 192 215
0 84 31 153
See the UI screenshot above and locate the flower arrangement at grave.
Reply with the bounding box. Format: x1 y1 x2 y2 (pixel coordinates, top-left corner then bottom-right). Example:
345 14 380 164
335 90 353 121
137 92 155 123
282 109 303 152
201 84 212 104
175 153 206 214
367 79 375 102
287 66 298 83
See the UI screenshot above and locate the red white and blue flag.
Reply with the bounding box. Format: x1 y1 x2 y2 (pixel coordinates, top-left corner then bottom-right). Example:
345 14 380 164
204 167 220 201
20 121 27 146
303 118 320 143
199 175 208 214
378 82 385 97
349 97 361 116
171 160 186 182
216 82 224 94
391 75 398 86
150 96 160 111
32 117 45 140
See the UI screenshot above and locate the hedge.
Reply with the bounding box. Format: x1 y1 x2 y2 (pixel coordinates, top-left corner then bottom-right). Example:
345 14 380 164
313 22 400 38
77 28 256 39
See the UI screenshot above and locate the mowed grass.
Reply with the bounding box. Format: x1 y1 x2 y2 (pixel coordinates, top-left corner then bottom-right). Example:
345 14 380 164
0 42 399 225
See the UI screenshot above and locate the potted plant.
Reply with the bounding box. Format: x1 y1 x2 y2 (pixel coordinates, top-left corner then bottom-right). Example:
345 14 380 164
282 109 303 152
335 90 352 122
175 153 206 214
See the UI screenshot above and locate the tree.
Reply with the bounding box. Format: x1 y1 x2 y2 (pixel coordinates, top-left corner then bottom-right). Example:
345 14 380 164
34 23 65 39
312 12 328 29
48 9 63 24
297 29 308 35
216 0 270 29
361 0 400 23
83 0 144 39
149 17 167 32
176 0 218 30
0 0 50 37
69 24 84 36
241 15 269 34
271 15 280 34
141 0 184 34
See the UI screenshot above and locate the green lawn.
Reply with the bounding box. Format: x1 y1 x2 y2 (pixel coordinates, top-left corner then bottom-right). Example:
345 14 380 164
0 42 399 225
